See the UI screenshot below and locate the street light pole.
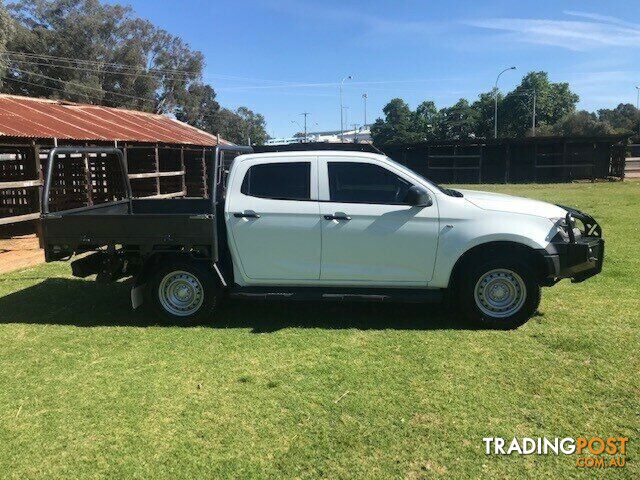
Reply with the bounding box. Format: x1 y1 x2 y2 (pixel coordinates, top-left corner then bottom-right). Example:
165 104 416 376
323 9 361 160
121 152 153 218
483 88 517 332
343 106 350 136
340 75 353 142
362 93 368 127
494 66 516 139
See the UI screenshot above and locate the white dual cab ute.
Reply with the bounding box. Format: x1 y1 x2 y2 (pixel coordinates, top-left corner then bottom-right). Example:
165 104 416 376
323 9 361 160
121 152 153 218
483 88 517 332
41 146 604 329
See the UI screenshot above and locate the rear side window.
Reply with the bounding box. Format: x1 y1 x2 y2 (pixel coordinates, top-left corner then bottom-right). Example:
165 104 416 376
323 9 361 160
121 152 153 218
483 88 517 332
328 162 412 204
241 162 311 200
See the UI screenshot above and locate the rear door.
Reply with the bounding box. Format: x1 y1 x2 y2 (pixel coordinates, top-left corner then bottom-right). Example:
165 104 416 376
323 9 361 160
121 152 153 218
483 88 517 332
226 156 321 281
318 156 439 284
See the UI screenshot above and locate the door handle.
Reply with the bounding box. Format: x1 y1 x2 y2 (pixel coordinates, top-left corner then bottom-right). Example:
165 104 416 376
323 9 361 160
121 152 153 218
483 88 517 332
234 210 260 219
324 213 351 221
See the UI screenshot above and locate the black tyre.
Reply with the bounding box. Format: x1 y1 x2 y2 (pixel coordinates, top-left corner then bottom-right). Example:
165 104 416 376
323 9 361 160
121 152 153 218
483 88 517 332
146 261 218 324
459 256 541 330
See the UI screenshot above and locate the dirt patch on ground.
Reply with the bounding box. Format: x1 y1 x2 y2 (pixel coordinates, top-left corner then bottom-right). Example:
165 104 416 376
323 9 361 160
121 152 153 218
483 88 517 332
0 235 45 274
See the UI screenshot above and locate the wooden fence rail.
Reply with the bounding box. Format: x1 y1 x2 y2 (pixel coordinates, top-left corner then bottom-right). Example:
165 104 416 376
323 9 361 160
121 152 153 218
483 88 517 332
0 139 216 228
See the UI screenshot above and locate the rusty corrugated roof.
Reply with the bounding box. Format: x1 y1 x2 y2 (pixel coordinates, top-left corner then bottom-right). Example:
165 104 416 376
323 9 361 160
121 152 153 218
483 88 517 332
0 94 228 146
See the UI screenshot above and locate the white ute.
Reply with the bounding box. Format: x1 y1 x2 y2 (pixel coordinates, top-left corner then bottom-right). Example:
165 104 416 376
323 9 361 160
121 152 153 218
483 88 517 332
41 147 604 329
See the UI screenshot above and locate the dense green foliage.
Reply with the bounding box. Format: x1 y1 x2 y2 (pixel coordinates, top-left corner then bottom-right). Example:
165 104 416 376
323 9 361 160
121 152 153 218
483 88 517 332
4 0 203 112
0 182 638 479
173 85 267 145
0 4 14 87
0 0 267 144
500 72 579 137
372 71 640 144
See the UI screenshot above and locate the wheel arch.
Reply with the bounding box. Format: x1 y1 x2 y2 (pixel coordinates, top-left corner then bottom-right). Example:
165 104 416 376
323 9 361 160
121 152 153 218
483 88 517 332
133 252 220 287
130 252 221 311
448 241 549 292
131 252 224 322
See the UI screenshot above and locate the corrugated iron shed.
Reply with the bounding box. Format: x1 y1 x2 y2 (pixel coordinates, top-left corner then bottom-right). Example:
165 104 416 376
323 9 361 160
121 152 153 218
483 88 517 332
0 94 224 146
0 94 236 229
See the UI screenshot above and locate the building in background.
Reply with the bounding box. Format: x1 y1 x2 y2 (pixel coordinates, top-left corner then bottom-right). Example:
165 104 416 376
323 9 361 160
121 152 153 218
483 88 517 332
263 136 305 146
306 126 372 144
264 127 372 146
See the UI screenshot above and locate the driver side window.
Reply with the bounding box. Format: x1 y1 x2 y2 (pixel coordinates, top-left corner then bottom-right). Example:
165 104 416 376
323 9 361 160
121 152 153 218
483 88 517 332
327 162 412 204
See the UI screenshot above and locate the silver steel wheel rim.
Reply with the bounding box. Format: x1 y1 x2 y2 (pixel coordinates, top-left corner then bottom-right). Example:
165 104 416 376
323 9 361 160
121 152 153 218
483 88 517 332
474 268 526 319
158 270 204 317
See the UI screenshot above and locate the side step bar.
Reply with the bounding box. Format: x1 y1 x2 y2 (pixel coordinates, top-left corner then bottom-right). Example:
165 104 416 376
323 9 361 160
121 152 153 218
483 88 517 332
229 286 443 303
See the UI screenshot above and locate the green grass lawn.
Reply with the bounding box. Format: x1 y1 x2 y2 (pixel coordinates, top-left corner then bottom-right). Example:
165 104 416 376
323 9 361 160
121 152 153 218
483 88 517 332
0 181 638 479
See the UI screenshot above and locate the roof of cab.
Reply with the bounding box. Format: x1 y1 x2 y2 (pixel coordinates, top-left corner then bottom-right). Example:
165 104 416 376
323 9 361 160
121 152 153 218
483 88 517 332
236 150 387 161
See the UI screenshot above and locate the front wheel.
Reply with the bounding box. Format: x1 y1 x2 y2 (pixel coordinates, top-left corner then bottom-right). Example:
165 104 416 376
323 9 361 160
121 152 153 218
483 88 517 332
147 261 217 324
460 257 541 329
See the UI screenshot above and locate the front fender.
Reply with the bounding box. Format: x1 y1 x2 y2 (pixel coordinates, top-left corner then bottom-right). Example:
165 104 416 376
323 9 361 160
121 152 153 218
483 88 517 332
430 213 553 288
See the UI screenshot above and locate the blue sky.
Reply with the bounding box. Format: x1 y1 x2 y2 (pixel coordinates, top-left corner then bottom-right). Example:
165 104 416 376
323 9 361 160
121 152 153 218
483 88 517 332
112 0 640 137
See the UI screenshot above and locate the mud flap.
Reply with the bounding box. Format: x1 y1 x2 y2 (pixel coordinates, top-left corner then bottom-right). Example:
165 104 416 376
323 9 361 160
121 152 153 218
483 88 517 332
131 283 146 310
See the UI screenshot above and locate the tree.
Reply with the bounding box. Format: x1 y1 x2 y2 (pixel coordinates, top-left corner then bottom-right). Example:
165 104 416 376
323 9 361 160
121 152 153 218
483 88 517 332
0 4 14 87
175 83 220 131
551 111 613 136
174 86 267 145
236 106 268 145
500 72 578 137
371 71 598 145
415 101 439 140
371 98 433 144
3 0 203 112
436 99 478 139
597 103 640 135
187 106 266 146
1 0 269 144
472 91 501 138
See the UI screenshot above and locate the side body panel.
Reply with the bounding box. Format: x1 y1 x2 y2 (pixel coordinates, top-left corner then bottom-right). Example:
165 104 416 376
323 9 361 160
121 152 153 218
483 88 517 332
225 155 322 281
317 155 440 284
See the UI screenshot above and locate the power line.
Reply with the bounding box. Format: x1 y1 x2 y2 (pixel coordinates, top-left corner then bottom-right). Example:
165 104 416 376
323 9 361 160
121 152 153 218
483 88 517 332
5 54 296 88
3 64 156 105
8 51 522 92
2 75 116 104
4 51 292 85
4 50 199 76
3 56 191 81
2 76 159 112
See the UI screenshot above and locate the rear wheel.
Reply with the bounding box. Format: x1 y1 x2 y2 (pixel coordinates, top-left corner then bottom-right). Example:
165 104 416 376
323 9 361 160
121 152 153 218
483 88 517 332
147 261 217 324
460 256 540 329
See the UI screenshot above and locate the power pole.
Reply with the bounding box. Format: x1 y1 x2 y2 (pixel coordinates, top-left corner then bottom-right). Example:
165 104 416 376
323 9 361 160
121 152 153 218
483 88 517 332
340 75 352 142
532 89 536 136
301 112 310 142
362 93 368 127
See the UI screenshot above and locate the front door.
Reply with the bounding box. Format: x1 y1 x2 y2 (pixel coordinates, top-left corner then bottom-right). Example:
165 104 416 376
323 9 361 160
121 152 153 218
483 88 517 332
319 158 439 284
227 157 321 281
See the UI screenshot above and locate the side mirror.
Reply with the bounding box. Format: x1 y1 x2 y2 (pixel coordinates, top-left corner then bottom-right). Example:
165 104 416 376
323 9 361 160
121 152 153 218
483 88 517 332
404 186 432 207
